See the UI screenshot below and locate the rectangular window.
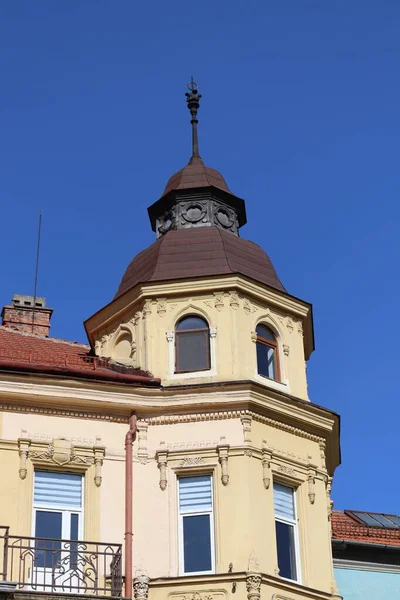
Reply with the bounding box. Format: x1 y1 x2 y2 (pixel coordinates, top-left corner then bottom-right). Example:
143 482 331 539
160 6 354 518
178 475 214 575
273 482 299 581
33 471 83 569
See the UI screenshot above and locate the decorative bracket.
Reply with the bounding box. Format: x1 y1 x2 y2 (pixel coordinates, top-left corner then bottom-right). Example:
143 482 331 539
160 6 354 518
156 444 169 491
18 435 105 487
137 421 149 462
18 436 31 480
246 572 262 600
241 415 252 443
133 575 150 600
261 440 272 490
217 441 230 486
307 465 317 505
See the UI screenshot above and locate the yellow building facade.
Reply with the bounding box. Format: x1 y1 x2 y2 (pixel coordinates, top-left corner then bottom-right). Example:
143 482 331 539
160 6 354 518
0 83 341 600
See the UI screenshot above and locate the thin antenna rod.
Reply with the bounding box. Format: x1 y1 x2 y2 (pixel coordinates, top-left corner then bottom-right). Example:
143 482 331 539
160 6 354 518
32 210 43 332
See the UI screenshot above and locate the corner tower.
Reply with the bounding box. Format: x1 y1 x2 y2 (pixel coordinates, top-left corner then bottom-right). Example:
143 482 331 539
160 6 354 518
85 81 341 600
86 79 314 400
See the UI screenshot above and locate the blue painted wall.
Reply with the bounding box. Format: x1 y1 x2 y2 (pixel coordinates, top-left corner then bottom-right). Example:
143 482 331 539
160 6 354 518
334 567 400 599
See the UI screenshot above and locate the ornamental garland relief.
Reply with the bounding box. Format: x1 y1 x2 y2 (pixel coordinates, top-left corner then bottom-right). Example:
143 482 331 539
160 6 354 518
18 436 105 487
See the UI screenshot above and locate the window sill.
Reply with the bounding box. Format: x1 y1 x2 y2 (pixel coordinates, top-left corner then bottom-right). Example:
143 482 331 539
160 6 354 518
168 368 217 381
254 373 289 393
180 570 215 577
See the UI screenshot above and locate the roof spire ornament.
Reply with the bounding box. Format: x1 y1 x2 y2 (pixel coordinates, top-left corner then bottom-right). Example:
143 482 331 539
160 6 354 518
185 77 202 164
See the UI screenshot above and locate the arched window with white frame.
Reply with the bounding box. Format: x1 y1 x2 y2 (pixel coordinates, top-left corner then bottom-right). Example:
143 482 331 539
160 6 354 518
175 315 211 373
256 323 280 381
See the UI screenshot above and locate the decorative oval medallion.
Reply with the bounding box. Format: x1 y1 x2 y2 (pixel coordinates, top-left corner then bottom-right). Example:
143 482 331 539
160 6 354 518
216 209 234 228
184 204 205 223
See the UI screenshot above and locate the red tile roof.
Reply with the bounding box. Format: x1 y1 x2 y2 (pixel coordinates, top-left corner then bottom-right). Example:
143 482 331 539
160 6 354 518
0 326 159 386
332 510 400 546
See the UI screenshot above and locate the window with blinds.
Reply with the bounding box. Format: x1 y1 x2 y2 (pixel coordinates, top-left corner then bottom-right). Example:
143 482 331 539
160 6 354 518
34 471 82 508
178 475 214 575
33 471 83 568
273 482 299 582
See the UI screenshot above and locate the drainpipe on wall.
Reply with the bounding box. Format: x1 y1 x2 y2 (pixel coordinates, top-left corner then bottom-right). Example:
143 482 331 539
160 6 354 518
125 414 137 599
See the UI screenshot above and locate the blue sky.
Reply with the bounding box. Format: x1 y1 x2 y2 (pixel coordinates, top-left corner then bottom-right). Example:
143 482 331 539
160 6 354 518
1 1 399 513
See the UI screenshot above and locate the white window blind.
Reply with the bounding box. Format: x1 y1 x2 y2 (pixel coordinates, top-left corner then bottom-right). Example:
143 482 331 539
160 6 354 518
273 483 295 520
179 476 212 512
34 471 82 508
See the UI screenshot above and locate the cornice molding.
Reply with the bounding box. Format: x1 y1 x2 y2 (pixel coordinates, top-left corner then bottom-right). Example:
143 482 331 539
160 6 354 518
86 274 311 338
333 558 400 573
0 401 127 423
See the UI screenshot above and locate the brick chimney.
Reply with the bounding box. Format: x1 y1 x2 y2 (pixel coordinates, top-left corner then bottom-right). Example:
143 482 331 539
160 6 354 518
1 295 53 336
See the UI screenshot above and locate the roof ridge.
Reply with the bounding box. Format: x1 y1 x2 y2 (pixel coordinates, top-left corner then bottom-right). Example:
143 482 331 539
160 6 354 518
0 326 89 349
215 227 234 273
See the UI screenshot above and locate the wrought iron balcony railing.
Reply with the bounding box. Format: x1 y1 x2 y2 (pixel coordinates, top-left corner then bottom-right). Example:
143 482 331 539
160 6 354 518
0 526 122 596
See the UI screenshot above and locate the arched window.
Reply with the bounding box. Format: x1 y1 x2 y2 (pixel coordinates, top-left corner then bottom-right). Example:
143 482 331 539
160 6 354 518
175 316 210 373
256 324 280 381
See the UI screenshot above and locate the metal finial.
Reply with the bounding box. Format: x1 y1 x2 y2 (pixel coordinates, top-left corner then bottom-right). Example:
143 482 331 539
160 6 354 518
185 77 202 162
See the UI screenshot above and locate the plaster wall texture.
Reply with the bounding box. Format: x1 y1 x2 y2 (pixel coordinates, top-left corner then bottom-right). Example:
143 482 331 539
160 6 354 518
334 566 400 599
90 278 310 401
0 410 127 545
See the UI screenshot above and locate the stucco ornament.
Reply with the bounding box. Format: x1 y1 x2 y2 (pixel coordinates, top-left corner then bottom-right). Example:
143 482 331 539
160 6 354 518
261 441 272 490
213 292 224 311
133 575 150 600
217 443 230 486
156 298 167 317
277 464 295 476
307 468 316 505
283 344 289 356
137 421 149 462
246 572 262 600
229 291 240 310
156 445 169 491
241 415 252 443
286 317 294 333
179 456 205 467
18 436 105 486
142 300 152 318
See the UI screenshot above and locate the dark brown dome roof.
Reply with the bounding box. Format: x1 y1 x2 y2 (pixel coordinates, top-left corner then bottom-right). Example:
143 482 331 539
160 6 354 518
163 156 230 195
114 227 285 299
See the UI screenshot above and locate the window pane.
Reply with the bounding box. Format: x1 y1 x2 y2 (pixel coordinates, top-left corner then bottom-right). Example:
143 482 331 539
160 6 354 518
176 331 209 372
35 511 62 568
256 324 275 342
276 521 297 580
176 317 208 331
256 342 276 379
70 514 79 569
183 514 212 573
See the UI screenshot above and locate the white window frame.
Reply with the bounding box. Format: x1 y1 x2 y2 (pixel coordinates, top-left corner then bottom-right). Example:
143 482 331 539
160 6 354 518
273 482 301 584
177 474 215 576
167 325 217 380
32 471 84 542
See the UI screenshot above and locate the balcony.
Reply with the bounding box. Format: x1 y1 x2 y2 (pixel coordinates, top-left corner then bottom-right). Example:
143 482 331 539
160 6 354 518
0 526 122 597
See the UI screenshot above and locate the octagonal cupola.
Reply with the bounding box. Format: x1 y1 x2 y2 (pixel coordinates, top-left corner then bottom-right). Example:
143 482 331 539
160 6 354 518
147 78 247 238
